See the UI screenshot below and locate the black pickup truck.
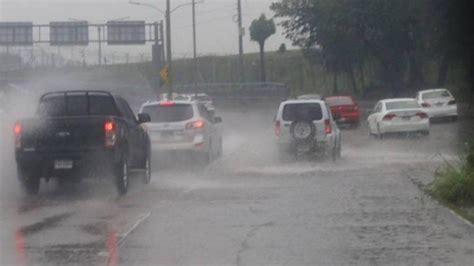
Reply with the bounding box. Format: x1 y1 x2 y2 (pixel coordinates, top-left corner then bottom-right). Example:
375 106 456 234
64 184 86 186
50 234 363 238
14 91 151 195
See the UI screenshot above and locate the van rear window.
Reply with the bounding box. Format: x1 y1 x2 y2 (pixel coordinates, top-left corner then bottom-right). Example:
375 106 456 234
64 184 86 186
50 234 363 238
282 103 323 121
142 104 194 122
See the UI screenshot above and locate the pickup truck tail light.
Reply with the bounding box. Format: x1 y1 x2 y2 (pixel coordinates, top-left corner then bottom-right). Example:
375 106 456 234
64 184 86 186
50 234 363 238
275 120 281 137
185 120 205 130
382 114 397 121
416 112 429 119
13 122 22 149
325 119 332 134
104 119 117 147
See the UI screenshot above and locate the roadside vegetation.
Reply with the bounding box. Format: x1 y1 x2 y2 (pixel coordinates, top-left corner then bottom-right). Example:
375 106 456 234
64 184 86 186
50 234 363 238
430 144 474 222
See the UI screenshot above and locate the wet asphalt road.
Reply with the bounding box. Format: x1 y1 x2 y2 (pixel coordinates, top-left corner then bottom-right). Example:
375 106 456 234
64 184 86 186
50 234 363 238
1 107 473 266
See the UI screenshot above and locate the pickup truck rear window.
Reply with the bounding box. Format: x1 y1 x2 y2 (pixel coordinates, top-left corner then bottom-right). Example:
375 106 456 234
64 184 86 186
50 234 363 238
37 94 118 117
282 103 323 121
142 104 194 122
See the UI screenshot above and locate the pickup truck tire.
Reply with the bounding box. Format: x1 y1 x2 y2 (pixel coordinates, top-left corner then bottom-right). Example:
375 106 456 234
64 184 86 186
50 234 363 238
115 159 129 195
142 154 151 184
18 167 40 195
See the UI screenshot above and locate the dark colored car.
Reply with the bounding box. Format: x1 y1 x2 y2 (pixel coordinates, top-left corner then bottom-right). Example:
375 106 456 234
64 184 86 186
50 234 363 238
325 96 361 127
14 90 151 195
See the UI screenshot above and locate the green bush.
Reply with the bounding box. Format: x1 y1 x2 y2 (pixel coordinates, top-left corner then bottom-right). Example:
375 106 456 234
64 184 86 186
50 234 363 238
431 144 474 204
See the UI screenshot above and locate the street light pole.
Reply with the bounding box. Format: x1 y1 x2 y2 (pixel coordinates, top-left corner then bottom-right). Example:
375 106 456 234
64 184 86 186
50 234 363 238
192 0 197 96
166 0 173 100
237 0 244 83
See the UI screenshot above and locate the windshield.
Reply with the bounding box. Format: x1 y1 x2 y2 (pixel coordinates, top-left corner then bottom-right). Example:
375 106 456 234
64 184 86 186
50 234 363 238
385 100 420 110
142 104 194 122
282 103 322 121
193 95 211 101
325 97 354 106
422 90 451 99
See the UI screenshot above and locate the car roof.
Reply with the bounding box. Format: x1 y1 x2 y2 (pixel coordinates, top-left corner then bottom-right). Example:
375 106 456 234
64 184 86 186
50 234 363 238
419 88 449 93
141 100 197 107
325 95 354 99
282 99 325 105
380 98 416 103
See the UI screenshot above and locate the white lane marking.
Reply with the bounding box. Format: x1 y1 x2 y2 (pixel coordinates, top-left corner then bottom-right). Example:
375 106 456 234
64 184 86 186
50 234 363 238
118 211 151 247
449 209 473 227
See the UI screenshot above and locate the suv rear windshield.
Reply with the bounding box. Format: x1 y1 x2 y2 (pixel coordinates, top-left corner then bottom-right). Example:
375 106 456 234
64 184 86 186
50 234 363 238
282 103 323 121
142 104 194 122
325 97 354 106
422 90 451 99
386 101 420 110
37 93 118 117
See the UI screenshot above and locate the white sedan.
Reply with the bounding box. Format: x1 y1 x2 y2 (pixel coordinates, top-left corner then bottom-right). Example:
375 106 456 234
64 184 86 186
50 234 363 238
416 88 458 121
367 98 430 138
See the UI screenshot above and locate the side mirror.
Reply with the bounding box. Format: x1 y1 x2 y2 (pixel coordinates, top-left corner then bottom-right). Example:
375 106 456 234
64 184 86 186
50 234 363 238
214 116 223 124
137 113 151 124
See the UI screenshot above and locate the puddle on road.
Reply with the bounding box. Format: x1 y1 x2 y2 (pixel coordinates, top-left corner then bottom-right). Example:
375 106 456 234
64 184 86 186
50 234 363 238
19 213 73 236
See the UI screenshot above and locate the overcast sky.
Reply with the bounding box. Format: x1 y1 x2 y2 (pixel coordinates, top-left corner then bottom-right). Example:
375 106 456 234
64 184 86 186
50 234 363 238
0 0 293 62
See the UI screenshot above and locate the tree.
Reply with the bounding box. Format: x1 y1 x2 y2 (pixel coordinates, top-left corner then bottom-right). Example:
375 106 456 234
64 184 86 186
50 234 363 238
271 0 431 96
250 14 276 82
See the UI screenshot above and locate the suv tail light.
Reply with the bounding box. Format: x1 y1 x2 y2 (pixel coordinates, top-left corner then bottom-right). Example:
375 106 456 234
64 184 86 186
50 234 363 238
325 119 332 134
416 112 428 119
13 122 22 149
185 119 205 130
275 120 281 137
448 100 456 105
104 119 117 147
421 102 431 108
382 114 397 121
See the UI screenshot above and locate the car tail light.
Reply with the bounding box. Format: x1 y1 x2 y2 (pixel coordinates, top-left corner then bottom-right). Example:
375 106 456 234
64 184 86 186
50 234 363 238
448 100 456 105
325 119 332 134
382 114 397 121
421 102 431 108
104 119 117 147
160 100 175 106
275 120 281 137
13 122 22 149
416 112 428 119
186 119 205 130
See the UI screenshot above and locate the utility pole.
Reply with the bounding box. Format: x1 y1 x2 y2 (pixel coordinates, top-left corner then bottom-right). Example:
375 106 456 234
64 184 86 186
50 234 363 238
166 0 173 100
192 0 198 96
98 26 102 65
237 0 244 83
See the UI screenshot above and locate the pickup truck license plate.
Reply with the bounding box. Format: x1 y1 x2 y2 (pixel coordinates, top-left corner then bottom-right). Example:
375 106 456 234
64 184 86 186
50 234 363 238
54 160 73 169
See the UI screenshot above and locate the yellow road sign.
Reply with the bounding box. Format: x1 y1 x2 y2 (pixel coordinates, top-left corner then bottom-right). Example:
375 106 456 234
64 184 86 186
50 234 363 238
160 65 169 84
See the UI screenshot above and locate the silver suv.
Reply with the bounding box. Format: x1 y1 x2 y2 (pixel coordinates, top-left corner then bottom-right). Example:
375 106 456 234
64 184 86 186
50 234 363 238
274 99 341 160
139 100 223 164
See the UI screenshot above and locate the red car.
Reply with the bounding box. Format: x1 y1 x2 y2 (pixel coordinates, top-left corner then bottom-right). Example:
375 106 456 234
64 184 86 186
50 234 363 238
325 96 361 127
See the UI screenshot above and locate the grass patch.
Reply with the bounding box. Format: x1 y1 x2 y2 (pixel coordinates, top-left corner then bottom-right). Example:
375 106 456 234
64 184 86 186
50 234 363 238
429 144 474 223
